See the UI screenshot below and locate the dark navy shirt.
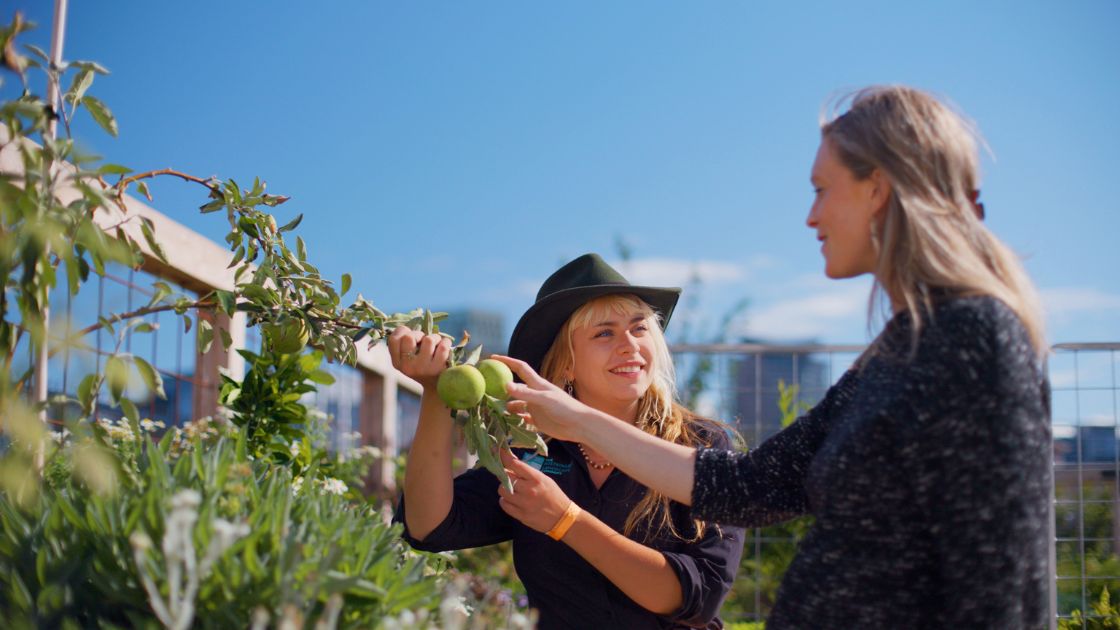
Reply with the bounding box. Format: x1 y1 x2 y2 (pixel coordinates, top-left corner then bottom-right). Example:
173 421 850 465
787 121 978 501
396 436 745 629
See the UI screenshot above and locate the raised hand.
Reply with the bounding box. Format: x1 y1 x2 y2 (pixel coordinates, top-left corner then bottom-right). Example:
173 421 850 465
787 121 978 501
497 448 576 534
490 354 593 443
388 327 451 389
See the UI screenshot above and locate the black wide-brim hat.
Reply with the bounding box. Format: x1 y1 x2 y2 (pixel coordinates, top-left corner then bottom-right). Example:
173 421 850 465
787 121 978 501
507 253 681 373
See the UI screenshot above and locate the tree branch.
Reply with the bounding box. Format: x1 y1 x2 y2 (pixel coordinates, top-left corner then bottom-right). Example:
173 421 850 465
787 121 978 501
116 168 220 192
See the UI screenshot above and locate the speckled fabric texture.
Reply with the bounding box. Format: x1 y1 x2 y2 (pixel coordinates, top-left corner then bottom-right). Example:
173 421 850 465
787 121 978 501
692 295 1051 629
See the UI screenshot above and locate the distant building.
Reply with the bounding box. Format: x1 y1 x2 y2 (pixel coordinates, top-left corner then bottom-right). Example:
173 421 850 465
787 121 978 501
438 308 507 357
1054 426 1119 464
727 340 831 447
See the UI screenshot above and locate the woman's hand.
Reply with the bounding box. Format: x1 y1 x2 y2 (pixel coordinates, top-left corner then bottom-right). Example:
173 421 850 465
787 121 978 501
490 354 593 443
497 448 576 534
387 327 451 389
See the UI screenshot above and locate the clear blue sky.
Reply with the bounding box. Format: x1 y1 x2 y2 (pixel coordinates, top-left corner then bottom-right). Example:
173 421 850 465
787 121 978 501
14 1 1120 347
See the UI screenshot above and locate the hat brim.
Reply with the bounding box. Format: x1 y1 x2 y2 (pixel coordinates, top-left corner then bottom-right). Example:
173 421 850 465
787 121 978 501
507 284 681 374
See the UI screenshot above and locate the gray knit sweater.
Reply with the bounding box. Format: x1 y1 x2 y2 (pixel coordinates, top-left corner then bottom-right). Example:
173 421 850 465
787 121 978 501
692 295 1050 629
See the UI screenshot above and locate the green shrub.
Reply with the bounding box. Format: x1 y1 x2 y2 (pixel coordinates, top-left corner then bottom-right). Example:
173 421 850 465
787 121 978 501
1059 587 1120 629
0 419 442 629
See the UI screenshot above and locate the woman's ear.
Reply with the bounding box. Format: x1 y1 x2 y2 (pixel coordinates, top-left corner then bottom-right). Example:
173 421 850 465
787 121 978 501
869 168 893 216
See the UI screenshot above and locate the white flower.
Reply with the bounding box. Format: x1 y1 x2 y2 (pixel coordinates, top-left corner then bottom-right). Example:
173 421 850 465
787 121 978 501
140 419 156 432
50 428 71 444
319 478 347 496
292 476 304 495
130 531 153 551
354 445 382 459
289 440 301 458
210 519 250 553
169 489 201 513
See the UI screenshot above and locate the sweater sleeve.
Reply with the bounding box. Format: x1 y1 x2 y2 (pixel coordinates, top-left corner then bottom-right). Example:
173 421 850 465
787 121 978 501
907 299 1050 628
690 368 859 527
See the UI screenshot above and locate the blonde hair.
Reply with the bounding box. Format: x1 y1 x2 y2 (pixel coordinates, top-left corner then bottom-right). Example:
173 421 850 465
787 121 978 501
539 294 728 542
821 85 1046 357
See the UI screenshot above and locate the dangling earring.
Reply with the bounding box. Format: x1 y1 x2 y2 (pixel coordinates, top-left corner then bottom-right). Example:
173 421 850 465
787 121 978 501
869 221 881 256
563 380 576 398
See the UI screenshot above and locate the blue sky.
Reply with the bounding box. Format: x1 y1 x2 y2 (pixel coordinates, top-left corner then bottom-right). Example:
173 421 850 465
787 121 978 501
14 1 1120 347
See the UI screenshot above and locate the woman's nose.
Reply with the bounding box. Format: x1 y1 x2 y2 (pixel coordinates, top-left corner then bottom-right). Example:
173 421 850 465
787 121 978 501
806 204 819 229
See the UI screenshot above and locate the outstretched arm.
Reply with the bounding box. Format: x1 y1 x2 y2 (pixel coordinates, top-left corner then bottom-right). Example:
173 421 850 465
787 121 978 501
494 355 697 505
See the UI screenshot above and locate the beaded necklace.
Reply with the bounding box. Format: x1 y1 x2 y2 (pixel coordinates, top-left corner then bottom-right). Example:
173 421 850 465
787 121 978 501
576 443 613 470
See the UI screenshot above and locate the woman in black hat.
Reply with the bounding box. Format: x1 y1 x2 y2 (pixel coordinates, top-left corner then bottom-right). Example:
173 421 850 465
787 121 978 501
494 86 1050 629
388 253 744 629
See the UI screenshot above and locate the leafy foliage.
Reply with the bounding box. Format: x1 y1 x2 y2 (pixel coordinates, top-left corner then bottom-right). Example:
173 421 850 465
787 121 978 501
1059 587 1120 630
0 424 441 629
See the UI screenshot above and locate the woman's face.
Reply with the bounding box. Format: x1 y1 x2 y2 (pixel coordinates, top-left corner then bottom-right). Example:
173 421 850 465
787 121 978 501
567 306 655 415
806 137 886 279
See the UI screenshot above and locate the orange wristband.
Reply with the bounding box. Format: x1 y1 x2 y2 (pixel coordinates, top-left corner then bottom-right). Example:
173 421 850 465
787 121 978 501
546 501 582 541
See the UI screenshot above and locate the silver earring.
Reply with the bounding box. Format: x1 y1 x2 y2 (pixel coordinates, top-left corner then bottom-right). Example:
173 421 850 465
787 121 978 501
870 222 881 255
563 380 576 397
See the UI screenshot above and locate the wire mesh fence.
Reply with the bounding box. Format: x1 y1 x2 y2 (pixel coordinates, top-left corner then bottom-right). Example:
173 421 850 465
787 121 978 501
1049 343 1119 622
672 341 1120 625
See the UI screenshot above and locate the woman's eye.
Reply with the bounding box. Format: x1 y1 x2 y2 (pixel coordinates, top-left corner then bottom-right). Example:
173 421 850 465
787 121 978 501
633 325 649 334
594 329 612 338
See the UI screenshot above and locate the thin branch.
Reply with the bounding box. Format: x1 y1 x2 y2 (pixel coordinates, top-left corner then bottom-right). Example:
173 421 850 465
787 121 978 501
72 300 215 339
116 168 219 192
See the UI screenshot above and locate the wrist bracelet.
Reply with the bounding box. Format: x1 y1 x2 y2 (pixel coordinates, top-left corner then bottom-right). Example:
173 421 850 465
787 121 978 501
546 501 582 541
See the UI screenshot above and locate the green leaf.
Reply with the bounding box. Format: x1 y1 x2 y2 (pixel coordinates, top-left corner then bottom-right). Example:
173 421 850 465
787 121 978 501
148 281 171 308
463 344 482 367
139 218 168 263
341 273 351 296
133 356 166 400
136 181 152 201
197 318 214 355
278 213 302 233
423 309 434 335
227 246 246 269
219 326 232 352
80 96 118 137
214 290 236 315
23 44 49 63
105 355 128 403
77 373 96 411
120 398 139 424
307 370 335 386
72 60 111 75
96 163 131 176
295 236 307 262
67 68 94 105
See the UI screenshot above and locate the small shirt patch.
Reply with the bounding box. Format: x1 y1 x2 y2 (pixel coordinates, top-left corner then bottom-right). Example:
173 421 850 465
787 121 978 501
520 452 572 476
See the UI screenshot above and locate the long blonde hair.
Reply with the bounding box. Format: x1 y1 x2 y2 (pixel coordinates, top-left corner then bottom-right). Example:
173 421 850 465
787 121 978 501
821 85 1046 357
539 294 729 542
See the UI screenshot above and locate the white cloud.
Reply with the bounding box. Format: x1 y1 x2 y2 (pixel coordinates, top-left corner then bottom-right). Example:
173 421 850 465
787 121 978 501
737 281 871 342
612 257 761 288
1040 287 1120 317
